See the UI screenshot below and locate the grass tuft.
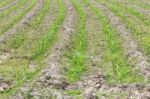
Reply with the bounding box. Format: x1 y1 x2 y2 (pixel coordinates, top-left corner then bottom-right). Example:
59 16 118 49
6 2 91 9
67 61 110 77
67 0 87 83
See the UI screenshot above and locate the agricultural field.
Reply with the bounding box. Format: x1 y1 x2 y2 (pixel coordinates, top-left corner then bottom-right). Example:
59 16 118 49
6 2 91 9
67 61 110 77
0 0 150 98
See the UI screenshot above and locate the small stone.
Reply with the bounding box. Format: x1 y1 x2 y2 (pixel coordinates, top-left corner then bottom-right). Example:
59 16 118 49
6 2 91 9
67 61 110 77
85 92 97 99
66 85 78 90
0 83 9 92
84 88 97 99
82 82 87 86
49 79 69 89
45 75 51 80
135 84 144 91
95 84 101 89
92 63 96 67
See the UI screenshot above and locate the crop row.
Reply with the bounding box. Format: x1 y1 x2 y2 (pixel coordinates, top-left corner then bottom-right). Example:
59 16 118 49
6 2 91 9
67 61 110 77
0 0 28 17
82 0 144 84
32 0 66 59
0 0 15 8
0 0 64 97
8 0 50 49
0 0 37 36
65 0 87 83
96 0 150 57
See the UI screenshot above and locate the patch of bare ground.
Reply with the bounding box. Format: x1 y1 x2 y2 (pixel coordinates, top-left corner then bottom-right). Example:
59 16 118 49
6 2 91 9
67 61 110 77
97 83 150 99
92 0 150 80
0 0 44 44
74 72 150 98
0 76 12 92
66 73 150 99
13 0 77 98
64 69 149 98
0 53 10 64
138 0 150 4
0 0 20 12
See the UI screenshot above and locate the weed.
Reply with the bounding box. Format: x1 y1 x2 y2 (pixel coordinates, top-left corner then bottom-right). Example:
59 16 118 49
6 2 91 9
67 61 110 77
10 34 26 49
66 90 81 95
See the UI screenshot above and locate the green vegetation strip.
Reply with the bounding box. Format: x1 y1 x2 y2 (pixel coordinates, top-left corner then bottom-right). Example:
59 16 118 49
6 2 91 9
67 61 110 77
0 0 28 17
96 0 150 56
0 0 15 8
66 0 87 83
83 0 143 84
0 0 37 36
32 0 66 59
0 0 66 97
126 0 150 10
31 0 51 28
101 0 150 26
9 0 51 49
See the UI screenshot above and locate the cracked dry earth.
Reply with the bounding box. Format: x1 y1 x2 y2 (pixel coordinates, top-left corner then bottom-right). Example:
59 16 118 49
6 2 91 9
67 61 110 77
0 0 150 99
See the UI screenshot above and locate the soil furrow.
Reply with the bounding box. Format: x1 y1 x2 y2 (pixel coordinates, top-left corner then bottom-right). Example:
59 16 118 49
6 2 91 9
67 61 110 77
61 2 107 98
56 0 150 98
133 6 150 17
119 1 150 17
0 0 15 8
0 0 44 44
97 84 150 99
0 0 149 99
92 0 150 79
13 0 77 98
0 0 45 68
71 73 150 99
0 0 20 12
122 0 150 10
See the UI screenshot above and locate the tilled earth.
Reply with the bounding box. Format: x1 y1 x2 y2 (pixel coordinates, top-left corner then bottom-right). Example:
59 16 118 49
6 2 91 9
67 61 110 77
0 0 150 99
